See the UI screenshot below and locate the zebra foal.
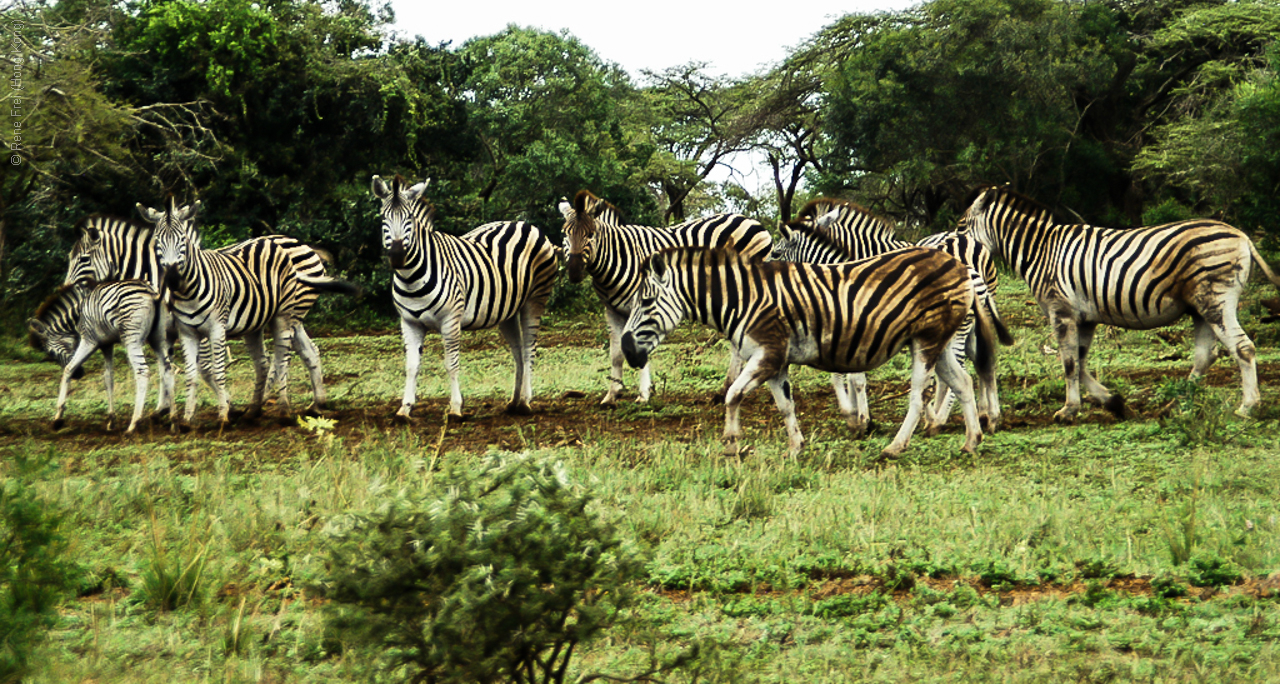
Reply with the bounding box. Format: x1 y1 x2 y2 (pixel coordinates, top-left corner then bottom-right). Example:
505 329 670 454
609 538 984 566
372 176 560 420
620 246 998 459
27 280 175 433
959 185 1280 420
560 190 772 405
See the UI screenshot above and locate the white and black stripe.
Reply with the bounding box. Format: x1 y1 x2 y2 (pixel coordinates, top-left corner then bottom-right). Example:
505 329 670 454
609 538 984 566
620 246 997 459
960 185 1280 420
65 213 357 415
372 175 560 419
559 189 772 404
27 279 175 433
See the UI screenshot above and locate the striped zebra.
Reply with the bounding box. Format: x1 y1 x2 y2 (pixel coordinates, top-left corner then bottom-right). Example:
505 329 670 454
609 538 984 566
27 280 175 433
559 189 772 405
371 175 560 420
140 199 357 425
771 198 1012 432
620 246 997 458
64 213 356 416
959 185 1280 420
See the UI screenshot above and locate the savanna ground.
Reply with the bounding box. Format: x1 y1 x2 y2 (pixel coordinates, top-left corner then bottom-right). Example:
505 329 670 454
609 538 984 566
3 277 1280 683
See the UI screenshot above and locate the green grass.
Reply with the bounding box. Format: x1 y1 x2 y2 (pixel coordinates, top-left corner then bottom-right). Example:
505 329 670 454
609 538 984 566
4 277 1280 683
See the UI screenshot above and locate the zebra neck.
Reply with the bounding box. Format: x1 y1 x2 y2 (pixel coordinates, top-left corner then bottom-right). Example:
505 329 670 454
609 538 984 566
393 230 440 279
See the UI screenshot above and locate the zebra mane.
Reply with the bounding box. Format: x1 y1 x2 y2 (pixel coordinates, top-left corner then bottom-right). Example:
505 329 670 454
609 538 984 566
572 189 623 223
31 282 87 322
967 185 1056 223
780 219 857 260
794 197 898 240
388 174 438 224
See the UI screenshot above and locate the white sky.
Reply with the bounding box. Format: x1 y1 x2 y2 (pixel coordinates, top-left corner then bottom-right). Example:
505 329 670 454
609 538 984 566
386 0 919 80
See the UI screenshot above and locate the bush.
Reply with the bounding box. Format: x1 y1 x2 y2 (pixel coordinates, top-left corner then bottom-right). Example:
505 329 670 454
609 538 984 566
0 452 80 683
322 453 646 684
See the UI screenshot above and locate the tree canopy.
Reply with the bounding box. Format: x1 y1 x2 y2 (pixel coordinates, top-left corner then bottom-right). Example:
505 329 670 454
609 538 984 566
3 0 1278 326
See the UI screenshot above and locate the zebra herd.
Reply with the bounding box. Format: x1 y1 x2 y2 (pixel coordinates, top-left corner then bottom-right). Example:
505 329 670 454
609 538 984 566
26 179 1280 458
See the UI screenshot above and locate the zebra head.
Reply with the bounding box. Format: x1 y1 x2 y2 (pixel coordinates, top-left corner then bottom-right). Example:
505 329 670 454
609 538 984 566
956 185 1023 253
769 216 853 264
372 175 433 269
28 285 85 378
65 221 109 287
619 251 684 370
139 197 201 293
560 189 610 284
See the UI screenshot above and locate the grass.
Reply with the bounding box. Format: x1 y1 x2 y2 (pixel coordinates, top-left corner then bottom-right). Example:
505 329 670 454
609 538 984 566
3 277 1280 682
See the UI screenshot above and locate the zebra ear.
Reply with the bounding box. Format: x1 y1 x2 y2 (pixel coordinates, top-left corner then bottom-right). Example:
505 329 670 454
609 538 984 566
558 198 574 219
404 180 430 203
82 225 100 242
137 203 162 223
649 252 668 279
27 317 46 337
777 221 792 241
371 175 391 199
814 209 840 230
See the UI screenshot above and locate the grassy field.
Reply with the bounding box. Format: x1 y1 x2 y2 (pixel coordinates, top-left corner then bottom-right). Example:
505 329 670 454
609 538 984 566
3 277 1280 683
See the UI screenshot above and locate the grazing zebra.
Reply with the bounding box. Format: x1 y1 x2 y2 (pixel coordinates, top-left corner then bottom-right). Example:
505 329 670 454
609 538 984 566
140 199 356 425
959 185 1280 420
64 213 357 415
771 198 1013 432
27 280 175 433
620 246 998 459
371 175 560 420
560 189 772 405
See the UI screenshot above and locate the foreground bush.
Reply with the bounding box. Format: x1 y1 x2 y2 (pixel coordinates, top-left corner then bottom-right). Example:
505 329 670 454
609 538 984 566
322 453 645 684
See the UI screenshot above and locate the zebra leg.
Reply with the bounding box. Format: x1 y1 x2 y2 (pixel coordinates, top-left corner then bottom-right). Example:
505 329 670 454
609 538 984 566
1188 314 1218 380
722 346 776 457
718 345 744 402
397 317 427 419
1077 322 1123 417
53 340 97 430
440 317 466 420
882 343 936 459
242 331 270 421
125 340 151 434
150 309 176 420
765 370 805 457
934 343 983 454
178 331 205 424
268 316 297 413
1202 292 1260 416
498 316 532 416
1049 309 1084 423
102 345 116 431
602 308 634 405
831 372 870 438
207 326 234 425
292 324 326 415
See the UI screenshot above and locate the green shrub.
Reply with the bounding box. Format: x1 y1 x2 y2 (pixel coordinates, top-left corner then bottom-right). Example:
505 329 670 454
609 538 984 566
0 453 80 683
322 453 647 684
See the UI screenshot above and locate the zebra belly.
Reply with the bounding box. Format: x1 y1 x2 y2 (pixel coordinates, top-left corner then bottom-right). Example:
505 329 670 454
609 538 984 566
1075 297 1188 330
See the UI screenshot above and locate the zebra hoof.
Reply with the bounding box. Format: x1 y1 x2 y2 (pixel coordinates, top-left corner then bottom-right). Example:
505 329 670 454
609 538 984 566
505 402 532 416
392 413 413 425
1052 408 1079 424
1104 395 1127 419
52 418 66 430
446 412 466 425
303 405 324 419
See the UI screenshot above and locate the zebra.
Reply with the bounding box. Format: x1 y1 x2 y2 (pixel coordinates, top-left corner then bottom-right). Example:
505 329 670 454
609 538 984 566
958 184 1280 420
620 246 998 459
559 189 772 405
64 213 357 416
27 280 175 433
140 198 356 425
371 175 560 420
771 198 1013 432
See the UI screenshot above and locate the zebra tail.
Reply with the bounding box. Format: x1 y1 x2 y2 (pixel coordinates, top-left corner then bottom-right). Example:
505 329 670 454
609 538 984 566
971 290 1013 376
299 274 363 297
1248 240 1280 290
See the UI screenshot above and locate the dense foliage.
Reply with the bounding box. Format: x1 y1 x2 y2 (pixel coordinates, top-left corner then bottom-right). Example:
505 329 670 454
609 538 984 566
321 453 646 684
2 0 1278 327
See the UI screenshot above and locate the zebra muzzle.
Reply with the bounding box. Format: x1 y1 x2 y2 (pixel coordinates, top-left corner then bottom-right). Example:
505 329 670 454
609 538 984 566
620 332 648 369
387 242 407 269
566 253 586 283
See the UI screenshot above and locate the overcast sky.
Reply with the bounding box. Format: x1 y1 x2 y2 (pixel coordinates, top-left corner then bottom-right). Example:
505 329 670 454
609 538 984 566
386 0 920 79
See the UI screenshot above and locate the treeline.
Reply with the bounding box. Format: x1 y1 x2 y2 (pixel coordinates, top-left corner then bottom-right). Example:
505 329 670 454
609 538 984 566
2 0 1277 327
